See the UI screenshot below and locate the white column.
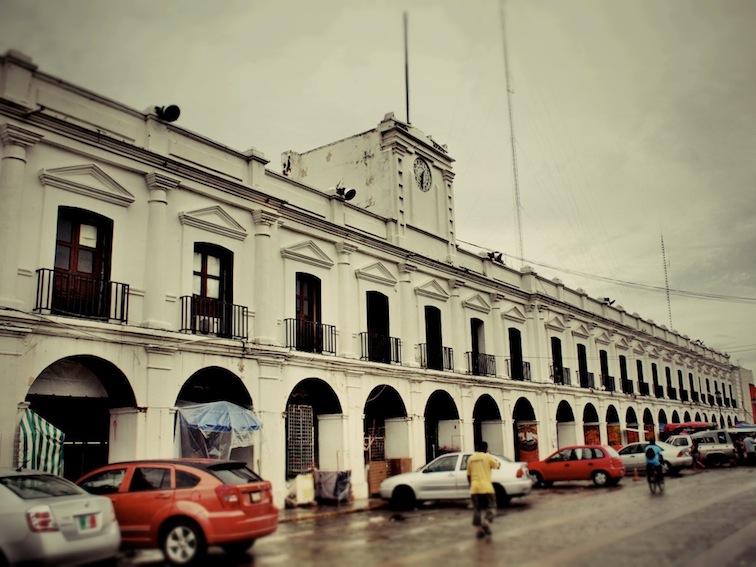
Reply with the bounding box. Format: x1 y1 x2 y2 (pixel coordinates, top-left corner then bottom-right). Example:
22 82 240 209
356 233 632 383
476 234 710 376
0 124 42 307
252 210 280 345
336 242 358 358
491 294 505 378
142 173 179 328
399 262 418 367
449 278 465 373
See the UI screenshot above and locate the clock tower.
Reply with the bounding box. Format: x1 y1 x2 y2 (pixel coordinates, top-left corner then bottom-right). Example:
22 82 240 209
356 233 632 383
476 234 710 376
282 113 457 260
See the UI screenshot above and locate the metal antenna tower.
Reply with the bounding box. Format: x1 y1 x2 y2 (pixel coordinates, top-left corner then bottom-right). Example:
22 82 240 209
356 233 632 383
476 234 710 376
661 231 673 329
499 0 524 267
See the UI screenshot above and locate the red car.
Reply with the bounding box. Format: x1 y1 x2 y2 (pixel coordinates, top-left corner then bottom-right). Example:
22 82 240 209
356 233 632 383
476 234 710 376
76 459 277 565
527 445 626 487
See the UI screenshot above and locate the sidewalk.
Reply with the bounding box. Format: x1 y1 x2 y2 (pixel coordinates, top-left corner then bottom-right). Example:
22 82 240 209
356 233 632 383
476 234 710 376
278 498 388 523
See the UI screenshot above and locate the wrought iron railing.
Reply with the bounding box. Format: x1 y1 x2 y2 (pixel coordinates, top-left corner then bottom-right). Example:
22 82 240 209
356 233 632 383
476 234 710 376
707 394 715 406
622 378 634 395
654 384 665 398
667 387 677 400
639 382 650 396
691 391 700 403
578 371 595 389
507 360 532 381
180 295 248 340
551 366 571 386
359 332 401 364
419 344 454 371
680 390 689 402
466 352 496 376
35 268 129 322
601 375 616 392
284 318 336 354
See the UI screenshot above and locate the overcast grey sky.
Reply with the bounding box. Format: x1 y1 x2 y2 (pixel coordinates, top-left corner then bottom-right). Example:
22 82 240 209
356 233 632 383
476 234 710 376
1 0 754 376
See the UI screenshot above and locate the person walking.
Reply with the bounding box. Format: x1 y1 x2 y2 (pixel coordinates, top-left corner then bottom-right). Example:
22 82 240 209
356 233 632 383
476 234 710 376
690 438 705 471
743 435 755 466
466 441 501 539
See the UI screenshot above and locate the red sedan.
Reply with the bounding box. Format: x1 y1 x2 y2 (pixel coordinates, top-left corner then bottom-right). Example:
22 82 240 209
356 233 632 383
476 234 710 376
528 445 626 487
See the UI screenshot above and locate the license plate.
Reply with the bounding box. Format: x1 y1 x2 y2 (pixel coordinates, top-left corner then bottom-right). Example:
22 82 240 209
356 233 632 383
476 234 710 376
76 513 99 532
249 492 262 503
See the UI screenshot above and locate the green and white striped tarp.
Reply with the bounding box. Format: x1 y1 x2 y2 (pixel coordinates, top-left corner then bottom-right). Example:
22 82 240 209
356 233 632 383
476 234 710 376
18 409 65 475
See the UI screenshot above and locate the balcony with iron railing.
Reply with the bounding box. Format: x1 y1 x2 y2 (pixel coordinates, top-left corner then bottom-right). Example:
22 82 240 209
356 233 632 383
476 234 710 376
578 371 595 389
680 390 689 402
654 384 665 398
724 398 731 408
691 391 700 403
466 351 496 377
621 378 634 395
551 366 572 386
707 394 715 406
359 332 402 364
667 387 677 400
419 344 454 371
639 382 650 396
601 375 616 392
180 295 248 340
732 400 738 409
35 268 129 323
507 360 532 381
284 318 336 354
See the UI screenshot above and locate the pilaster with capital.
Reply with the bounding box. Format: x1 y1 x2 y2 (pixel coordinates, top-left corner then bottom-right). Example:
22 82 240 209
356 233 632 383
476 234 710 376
336 242 358 358
398 262 419 367
0 124 43 307
449 278 465 373
142 172 179 328
252 210 281 345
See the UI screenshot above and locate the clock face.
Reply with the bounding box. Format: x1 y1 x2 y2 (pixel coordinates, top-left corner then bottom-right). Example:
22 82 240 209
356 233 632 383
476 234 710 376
413 158 432 192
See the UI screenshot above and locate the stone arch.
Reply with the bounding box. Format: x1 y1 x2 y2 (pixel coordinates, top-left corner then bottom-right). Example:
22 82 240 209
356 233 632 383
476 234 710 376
26 355 136 481
472 394 503 454
512 397 538 463
424 390 461 462
363 385 407 465
285 378 343 479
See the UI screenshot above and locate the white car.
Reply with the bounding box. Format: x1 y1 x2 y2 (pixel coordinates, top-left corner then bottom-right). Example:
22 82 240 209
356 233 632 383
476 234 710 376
617 441 692 475
379 452 532 510
0 467 121 567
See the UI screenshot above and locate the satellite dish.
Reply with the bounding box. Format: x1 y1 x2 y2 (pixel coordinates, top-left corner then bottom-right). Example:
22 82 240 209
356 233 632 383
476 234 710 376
155 105 181 122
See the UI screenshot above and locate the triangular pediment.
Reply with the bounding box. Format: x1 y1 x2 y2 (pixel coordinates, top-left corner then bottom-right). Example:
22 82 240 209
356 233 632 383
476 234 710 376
633 341 646 355
39 164 135 207
545 314 567 332
648 346 661 359
571 323 591 339
355 262 397 287
280 240 334 269
595 330 612 345
615 336 631 351
179 206 247 240
462 293 490 314
503 305 527 323
415 279 449 301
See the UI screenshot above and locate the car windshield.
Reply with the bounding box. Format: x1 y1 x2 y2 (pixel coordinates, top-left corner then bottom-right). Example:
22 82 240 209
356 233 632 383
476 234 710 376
207 462 263 485
1 474 83 499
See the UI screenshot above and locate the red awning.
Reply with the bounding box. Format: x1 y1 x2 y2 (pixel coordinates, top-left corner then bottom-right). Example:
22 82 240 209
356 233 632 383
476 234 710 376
663 421 715 434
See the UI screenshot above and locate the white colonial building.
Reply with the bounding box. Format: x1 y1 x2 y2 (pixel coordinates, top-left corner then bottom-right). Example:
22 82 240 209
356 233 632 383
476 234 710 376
0 50 750 506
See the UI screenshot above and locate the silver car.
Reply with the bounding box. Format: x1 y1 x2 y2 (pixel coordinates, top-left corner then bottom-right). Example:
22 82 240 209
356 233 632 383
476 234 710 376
379 452 532 510
0 468 121 566
617 441 692 475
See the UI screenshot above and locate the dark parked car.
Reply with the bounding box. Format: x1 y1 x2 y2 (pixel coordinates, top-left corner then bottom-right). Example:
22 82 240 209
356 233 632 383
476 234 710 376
77 459 277 565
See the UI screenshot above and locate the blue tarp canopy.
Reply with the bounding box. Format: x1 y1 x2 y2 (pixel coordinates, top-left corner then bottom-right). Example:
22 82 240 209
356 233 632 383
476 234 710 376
175 401 262 459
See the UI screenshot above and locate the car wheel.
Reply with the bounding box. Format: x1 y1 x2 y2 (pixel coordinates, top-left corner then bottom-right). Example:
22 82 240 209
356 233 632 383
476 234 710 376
494 484 510 507
592 470 609 487
661 460 671 475
531 472 544 488
222 540 256 556
161 520 207 566
390 485 417 511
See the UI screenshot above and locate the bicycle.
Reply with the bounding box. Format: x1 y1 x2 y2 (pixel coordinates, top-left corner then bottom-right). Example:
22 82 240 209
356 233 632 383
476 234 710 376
647 463 664 494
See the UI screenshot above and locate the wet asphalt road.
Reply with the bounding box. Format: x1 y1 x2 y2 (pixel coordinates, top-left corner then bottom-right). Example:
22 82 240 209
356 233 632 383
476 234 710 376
123 466 756 567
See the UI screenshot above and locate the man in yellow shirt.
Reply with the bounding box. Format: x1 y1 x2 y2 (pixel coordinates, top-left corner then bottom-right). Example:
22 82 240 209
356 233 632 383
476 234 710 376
466 441 501 538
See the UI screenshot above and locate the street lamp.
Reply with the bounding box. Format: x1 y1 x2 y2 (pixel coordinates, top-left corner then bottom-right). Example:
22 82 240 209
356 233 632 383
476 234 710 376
714 388 724 427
